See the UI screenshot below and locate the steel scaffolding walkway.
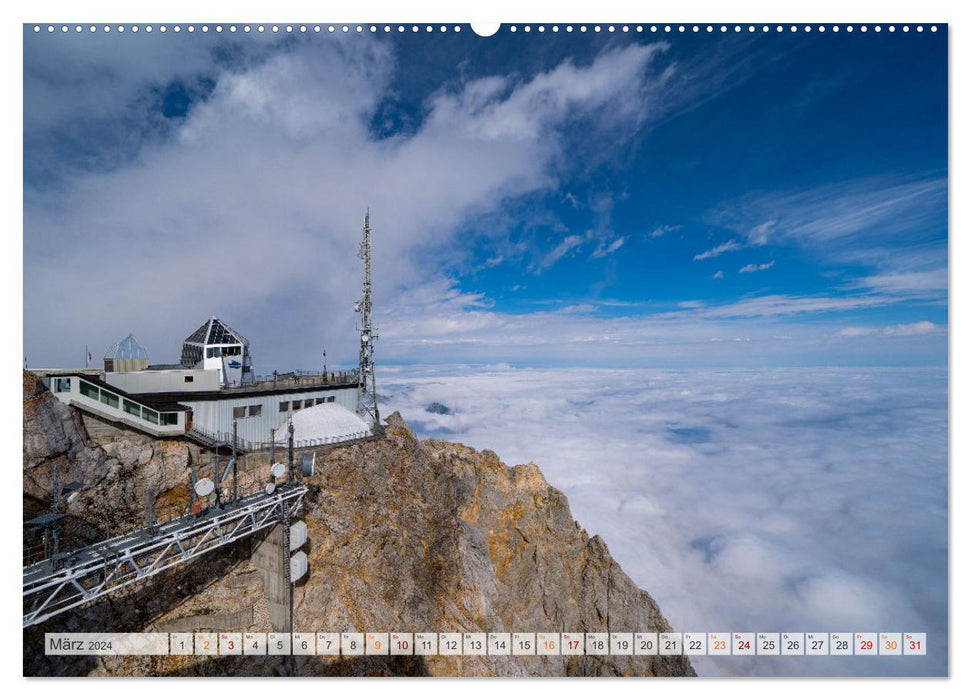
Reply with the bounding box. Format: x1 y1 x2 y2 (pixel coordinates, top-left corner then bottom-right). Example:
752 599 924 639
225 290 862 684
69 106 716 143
23 483 308 628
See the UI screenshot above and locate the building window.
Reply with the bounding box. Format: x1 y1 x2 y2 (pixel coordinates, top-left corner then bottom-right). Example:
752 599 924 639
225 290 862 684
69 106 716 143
100 391 119 409
316 398 325 405
327 396 336 403
233 406 246 419
184 375 194 383
279 401 289 412
249 405 262 417
53 378 71 393
142 407 159 424
124 399 140 417
79 380 99 400
292 400 302 411
206 347 220 359
180 344 203 368
304 399 314 408
160 412 180 426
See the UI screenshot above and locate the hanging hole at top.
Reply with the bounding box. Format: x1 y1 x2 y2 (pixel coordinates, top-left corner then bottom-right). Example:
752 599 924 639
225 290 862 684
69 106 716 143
471 23 501 37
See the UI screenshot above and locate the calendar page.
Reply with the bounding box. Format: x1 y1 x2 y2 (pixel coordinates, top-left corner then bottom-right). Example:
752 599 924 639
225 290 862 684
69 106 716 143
18 0 951 686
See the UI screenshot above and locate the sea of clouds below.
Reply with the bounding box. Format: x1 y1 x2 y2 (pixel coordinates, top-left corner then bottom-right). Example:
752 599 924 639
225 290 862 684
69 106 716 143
379 365 947 676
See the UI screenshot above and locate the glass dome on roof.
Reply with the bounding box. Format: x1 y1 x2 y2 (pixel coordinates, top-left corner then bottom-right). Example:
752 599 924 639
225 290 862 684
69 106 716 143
105 333 149 360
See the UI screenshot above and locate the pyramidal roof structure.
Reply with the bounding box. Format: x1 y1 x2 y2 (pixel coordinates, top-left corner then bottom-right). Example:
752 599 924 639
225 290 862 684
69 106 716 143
183 318 248 347
105 333 149 360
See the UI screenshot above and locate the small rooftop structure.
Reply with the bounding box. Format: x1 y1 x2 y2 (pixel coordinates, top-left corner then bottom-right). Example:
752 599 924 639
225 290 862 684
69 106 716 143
276 403 371 447
183 317 249 349
180 317 253 387
104 333 149 372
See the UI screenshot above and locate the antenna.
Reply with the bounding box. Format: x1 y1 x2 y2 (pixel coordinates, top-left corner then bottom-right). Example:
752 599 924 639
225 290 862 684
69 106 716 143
356 209 383 437
214 451 222 509
188 464 198 514
287 419 295 483
231 420 239 503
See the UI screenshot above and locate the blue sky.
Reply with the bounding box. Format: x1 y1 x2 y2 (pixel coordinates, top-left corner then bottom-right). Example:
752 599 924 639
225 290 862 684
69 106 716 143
22 25 947 370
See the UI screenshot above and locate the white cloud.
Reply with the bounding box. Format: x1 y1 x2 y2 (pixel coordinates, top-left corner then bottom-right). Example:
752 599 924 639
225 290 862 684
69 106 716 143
739 261 775 273
378 281 945 367
383 366 947 676
24 40 673 370
534 234 585 271
712 270 724 279
590 235 626 259
837 321 939 338
654 293 894 320
837 326 875 337
747 219 776 245
556 303 598 314
708 176 946 299
858 269 947 295
694 240 742 261
883 321 938 336
649 224 680 238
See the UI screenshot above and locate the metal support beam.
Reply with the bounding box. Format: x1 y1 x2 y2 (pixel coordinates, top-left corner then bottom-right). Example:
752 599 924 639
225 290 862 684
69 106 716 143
23 485 307 628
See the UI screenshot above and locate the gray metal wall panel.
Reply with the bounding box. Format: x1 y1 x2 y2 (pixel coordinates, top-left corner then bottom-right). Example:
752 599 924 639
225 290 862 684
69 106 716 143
184 387 358 445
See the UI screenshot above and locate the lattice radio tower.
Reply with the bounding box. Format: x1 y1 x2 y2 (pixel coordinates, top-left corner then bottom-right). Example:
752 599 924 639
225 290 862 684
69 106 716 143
356 210 382 436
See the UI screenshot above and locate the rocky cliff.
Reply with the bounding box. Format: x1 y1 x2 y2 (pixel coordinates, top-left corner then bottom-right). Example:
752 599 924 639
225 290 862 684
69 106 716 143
23 372 694 677
23 371 201 538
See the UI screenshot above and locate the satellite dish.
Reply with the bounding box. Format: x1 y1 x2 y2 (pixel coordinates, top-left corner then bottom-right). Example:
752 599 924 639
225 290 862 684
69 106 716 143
271 462 287 479
361 333 370 342
194 478 215 497
354 301 361 313
265 482 276 495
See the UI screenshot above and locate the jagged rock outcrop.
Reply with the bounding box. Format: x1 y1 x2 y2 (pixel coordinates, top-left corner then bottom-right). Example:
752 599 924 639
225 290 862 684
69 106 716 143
23 371 694 677
23 371 207 535
277 411 694 676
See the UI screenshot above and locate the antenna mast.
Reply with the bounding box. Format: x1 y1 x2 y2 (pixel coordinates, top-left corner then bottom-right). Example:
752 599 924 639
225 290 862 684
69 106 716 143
356 210 382 436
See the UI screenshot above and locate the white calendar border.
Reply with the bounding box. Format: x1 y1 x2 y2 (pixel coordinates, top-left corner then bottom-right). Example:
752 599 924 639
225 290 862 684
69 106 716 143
5 1 966 699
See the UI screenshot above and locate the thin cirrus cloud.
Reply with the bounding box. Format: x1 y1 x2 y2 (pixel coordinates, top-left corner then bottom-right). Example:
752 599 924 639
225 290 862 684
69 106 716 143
378 279 946 367
739 261 775 274
838 321 939 338
590 235 627 259
746 219 776 245
533 234 586 272
693 239 743 261
690 221 774 264
24 37 677 370
649 224 681 238
709 175 946 295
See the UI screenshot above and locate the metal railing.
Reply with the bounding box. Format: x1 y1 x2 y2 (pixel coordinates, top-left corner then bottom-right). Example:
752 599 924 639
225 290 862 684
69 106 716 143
248 430 373 452
220 369 360 392
187 426 374 453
